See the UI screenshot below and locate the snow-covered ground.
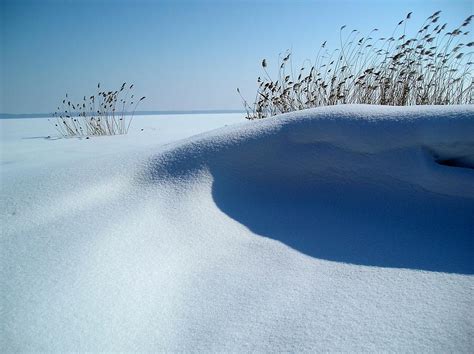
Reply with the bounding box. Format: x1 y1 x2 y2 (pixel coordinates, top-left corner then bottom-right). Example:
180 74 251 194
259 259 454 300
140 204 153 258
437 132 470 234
1 107 473 351
0 113 244 172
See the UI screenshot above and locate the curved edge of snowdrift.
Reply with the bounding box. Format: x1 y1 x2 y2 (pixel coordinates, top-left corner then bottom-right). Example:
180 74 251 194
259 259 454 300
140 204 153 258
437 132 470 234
138 104 474 274
143 104 474 199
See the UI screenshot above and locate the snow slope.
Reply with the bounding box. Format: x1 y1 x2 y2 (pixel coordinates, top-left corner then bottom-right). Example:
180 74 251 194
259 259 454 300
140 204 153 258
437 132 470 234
1 106 473 351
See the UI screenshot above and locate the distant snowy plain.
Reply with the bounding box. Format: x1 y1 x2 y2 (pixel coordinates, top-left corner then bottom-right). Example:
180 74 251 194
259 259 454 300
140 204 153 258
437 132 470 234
1 107 473 351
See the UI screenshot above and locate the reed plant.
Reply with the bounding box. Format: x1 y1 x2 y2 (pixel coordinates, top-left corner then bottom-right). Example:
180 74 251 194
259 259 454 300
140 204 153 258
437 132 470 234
238 11 473 119
51 83 145 137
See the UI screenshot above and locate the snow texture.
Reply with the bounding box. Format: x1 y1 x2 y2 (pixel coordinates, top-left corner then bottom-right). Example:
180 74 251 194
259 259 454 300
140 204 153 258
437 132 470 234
1 106 473 351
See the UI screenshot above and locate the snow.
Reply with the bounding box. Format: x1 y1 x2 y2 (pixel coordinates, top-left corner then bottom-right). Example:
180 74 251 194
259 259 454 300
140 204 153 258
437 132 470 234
1 106 473 351
0 113 243 172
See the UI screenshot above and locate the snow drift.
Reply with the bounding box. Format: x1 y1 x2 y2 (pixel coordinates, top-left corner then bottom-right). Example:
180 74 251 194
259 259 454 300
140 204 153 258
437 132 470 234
147 105 474 274
1 106 473 351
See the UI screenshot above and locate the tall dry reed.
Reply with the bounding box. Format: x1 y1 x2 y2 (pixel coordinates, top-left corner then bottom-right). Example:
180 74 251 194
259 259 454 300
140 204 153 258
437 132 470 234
239 11 473 119
51 83 145 137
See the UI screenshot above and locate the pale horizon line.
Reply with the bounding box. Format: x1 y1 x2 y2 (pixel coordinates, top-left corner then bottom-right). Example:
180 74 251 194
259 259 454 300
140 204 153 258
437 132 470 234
0 109 247 119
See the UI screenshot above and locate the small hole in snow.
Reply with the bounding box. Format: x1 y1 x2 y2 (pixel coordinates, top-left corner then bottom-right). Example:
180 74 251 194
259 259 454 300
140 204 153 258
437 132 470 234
436 158 473 170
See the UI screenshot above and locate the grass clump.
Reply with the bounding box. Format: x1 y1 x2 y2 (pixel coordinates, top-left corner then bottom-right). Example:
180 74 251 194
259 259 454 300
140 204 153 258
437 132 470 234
239 11 473 119
51 83 145 137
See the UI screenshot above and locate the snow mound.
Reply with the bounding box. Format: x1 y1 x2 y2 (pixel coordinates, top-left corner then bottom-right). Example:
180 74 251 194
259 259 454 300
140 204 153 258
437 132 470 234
2 106 473 351
145 104 474 274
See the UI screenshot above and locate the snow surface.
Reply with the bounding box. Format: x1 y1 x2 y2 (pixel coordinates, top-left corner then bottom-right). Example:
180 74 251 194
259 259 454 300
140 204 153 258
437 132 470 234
1 106 473 351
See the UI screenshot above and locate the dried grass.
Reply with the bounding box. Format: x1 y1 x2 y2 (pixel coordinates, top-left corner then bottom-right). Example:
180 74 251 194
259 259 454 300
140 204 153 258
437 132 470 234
239 11 473 119
50 83 145 137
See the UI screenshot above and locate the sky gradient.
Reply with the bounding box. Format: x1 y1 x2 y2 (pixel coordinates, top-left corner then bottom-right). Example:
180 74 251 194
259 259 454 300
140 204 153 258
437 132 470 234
1 0 472 113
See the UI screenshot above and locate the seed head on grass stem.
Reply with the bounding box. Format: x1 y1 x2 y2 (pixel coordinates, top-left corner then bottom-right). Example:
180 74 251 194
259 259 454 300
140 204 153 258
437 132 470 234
52 83 146 137
240 11 473 119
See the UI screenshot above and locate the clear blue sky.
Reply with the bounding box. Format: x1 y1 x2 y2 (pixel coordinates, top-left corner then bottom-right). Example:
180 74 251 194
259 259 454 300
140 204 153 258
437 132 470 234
0 0 471 113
